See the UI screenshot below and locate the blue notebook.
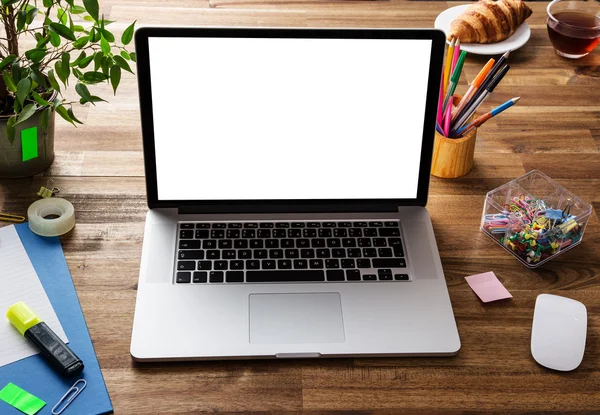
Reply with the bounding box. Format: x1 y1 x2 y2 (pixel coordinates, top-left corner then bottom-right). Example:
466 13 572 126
0 224 113 415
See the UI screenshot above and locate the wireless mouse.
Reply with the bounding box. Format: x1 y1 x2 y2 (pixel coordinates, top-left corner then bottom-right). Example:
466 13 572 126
531 294 587 371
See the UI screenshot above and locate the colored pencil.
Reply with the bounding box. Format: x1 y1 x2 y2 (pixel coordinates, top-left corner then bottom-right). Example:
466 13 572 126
451 58 495 122
441 50 467 115
437 80 444 127
451 38 461 73
442 38 455 96
443 99 453 137
455 97 521 137
451 65 511 134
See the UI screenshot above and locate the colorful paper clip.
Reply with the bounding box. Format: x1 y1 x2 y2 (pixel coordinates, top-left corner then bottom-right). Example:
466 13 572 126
38 179 60 198
0 213 25 223
51 379 86 415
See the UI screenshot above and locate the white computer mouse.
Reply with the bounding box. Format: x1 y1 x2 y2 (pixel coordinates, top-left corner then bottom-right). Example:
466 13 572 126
531 294 587 371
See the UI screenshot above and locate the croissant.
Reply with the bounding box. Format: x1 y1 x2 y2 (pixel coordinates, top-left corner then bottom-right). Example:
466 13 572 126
448 0 533 44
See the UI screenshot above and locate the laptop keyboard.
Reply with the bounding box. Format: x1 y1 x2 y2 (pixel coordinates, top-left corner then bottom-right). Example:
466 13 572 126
174 221 410 284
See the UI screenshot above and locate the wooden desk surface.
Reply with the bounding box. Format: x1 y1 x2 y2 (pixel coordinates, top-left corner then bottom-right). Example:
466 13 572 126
1 0 599 413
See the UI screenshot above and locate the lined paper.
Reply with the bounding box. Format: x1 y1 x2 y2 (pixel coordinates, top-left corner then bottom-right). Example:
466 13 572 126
0 225 68 367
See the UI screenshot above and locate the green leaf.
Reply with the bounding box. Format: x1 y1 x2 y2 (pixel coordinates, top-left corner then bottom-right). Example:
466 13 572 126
101 56 110 76
2 0 20 5
75 82 92 101
113 55 133 74
11 62 23 83
70 51 86 67
73 25 85 32
98 28 114 42
57 8 67 25
121 20 136 45
30 68 48 88
100 35 110 54
41 107 50 134
110 64 120 95
73 68 83 79
25 48 47 63
120 50 130 60
50 31 61 47
32 91 51 107
47 69 61 93
129 52 136 62
83 0 99 22
55 52 71 86
42 0 52 7
55 104 76 126
65 0 74 7
16 78 32 107
25 7 38 25
16 103 38 125
3 70 17 92
82 71 108 83
73 35 89 49
6 115 17 145
93 52 102 71
49 22 76 41
16 10 26 31
67 107 83 124
36 34 51 48
78 55 94 68
71 5 86 14
0 55 17 72
84 15 95 22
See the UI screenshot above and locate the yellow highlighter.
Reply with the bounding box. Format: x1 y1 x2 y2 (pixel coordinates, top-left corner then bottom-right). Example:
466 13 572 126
7 302 84 377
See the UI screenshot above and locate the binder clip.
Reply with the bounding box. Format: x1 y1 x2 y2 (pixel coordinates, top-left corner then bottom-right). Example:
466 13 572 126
38 179 60 198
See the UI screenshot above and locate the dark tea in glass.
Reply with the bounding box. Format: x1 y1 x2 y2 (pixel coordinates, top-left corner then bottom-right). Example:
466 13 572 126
547 0 600 59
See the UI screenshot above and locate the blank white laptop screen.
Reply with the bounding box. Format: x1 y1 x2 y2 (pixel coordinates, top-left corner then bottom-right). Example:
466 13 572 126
148 37 432 201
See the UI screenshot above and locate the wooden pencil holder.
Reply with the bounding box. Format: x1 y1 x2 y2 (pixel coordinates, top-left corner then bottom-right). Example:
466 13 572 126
431 95 478 179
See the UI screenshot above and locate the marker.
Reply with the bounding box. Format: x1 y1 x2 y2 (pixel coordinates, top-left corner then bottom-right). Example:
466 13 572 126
441 50 467 115
456 97 521 137
451 65 510 134
7 301 84 377
451 58 495 122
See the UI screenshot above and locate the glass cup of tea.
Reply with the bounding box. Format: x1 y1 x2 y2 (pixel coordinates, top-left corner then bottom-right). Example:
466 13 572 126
547 0 600 59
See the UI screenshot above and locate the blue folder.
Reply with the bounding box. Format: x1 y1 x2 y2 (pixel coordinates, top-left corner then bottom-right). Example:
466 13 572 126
1 224 113 415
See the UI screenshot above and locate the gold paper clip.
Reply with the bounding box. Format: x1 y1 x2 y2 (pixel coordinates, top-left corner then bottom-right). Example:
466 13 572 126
38 179 60 198
0 213 25 223
51 379 87 415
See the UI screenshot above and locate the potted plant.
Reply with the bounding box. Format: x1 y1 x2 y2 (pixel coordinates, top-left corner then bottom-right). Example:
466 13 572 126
0 0 135 178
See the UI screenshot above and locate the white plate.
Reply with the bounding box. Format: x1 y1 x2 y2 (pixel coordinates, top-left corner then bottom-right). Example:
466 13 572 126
434 4 531 55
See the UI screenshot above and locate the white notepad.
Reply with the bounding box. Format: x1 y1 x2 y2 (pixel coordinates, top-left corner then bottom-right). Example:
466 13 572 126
0 225 68 367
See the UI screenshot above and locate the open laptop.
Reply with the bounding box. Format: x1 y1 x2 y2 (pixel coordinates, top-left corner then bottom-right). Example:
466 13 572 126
131 27 460 360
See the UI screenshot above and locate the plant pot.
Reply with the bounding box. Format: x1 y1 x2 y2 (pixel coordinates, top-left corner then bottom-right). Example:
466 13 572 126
0 105 56 178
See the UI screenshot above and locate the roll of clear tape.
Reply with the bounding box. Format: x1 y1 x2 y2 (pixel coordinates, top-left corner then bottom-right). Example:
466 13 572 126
28 197 75 237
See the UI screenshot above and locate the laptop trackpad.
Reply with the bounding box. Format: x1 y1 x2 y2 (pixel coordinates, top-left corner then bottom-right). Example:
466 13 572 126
249 293 345 344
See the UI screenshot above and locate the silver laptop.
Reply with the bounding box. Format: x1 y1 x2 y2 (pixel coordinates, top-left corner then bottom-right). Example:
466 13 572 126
130 27 460 360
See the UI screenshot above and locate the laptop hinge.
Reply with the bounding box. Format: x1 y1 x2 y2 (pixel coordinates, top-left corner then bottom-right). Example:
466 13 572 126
178 204 399 215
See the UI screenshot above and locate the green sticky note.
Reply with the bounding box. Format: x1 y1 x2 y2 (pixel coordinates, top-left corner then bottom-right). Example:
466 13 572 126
0 383 46 415
21 126 38 162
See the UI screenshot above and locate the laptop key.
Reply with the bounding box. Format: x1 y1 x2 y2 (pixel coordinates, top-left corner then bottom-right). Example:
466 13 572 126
207 250 220 259
242 229 255 238
246 270 325 282
291 222 305 228
226 271 244 283
347 248 361 258
230 260 243 270
363 274 377 281
338 222 352 228
244 223 258 228
357 259 371 268
297 239 310 248
254 250 268 259
195 229 210 239
369 222 383 227
214 260 228 270
378 248 393 257
281 239 294 248
257 229 271 238
223 250 236 259
342 238 356 248
178 250 204 260
332 249 345 258
301 249 315 258
246 260 260 269
198 261 211 270
210 230 224 239
373 258 406 268
177 261 195 271
373 238 387 247
262 260 276 269
311 239 325 248
364 228 377 237
346 269 361 281
303 229 317 238
273 229 287 238
379 228 400 237
180 223 194 229
203 240 217 249
333 228 347 237
348 228 362 237
238 250 252 259
234 239 248 249
379 274 393 281
358 238 371 247
317 249 330 258
209 271 224 283
193 272 207 283
323 222 336 227
325 259 339 269
363 248 377 257
212 223 226 228
353 222 368 227
288 229 301 238
285 249 299 258
266 239 279 248
226 230 240 238
294 259 308 269
310 259 324 269
395 274 410 281
250 239 263 249
176 272 191 283
384 221 398 227
179 240 200 249
378 269 392 278
326 270 345 281
218 240 232 249
228 223 242 228
269 249 284 259
278 260 292 269
196 223 210 228
307 222 321 228
259 223 274 228
275 222 290 228
180 230 193 239
318 228 332 238
327 238 341 248
341 259 355 268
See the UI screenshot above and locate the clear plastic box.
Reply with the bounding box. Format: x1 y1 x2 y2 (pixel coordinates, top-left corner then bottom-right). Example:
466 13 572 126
480 170 592 268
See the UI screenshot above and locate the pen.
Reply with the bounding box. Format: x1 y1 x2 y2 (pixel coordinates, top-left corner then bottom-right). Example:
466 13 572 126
441 50 467 115
451 58 495 122
442 38 455 96
455 97 521 137
7 301 84 377
451 65 510 134
470 50 510 105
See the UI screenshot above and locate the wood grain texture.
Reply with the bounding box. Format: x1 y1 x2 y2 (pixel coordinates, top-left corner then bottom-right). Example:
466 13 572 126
1 0 599 413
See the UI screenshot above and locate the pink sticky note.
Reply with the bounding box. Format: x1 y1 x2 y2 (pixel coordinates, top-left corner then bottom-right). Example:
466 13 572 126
465 271 512 303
